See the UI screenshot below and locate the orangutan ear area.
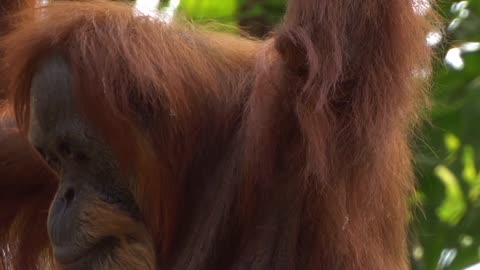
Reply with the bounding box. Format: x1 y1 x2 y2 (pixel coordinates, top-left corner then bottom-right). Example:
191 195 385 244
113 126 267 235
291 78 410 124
0 0 439 269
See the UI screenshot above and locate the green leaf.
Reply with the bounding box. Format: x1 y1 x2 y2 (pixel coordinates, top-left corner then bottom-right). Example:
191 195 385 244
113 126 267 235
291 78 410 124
435 165 467 226
179 0 238 21
460 145 480 203
462 145 477 184
445 133 461 154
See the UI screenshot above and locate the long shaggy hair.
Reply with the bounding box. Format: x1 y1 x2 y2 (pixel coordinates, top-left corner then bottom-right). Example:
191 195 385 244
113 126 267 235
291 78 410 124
0 0 436 269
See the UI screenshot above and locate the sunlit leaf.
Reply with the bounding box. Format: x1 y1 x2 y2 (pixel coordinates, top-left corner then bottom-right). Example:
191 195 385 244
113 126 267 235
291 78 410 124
179 0 238 22
445 133 461 154
462 145 477 184
460 145 480 203
435 165 467 226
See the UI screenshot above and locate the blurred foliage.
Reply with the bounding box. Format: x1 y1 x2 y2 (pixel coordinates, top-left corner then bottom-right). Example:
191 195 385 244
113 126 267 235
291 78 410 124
158 0 480 269
180 0 237 22
412 1 480 269
175 0 284 36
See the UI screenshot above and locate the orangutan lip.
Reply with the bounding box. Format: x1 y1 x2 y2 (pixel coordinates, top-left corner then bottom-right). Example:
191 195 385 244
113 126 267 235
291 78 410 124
53 237 117 265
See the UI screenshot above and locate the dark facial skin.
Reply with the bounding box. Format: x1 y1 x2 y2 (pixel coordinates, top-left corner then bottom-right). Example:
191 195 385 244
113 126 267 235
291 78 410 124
28 54 151 269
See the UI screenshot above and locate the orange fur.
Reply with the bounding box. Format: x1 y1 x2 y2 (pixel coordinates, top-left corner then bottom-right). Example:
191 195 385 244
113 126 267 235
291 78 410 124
0 111 57 270
0 0 436 269
0 0 36 98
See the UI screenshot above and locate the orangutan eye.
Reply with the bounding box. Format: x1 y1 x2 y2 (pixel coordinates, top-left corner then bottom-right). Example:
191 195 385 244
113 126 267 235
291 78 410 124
58 141 89 162
35 146 62 172
46 154 61 171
